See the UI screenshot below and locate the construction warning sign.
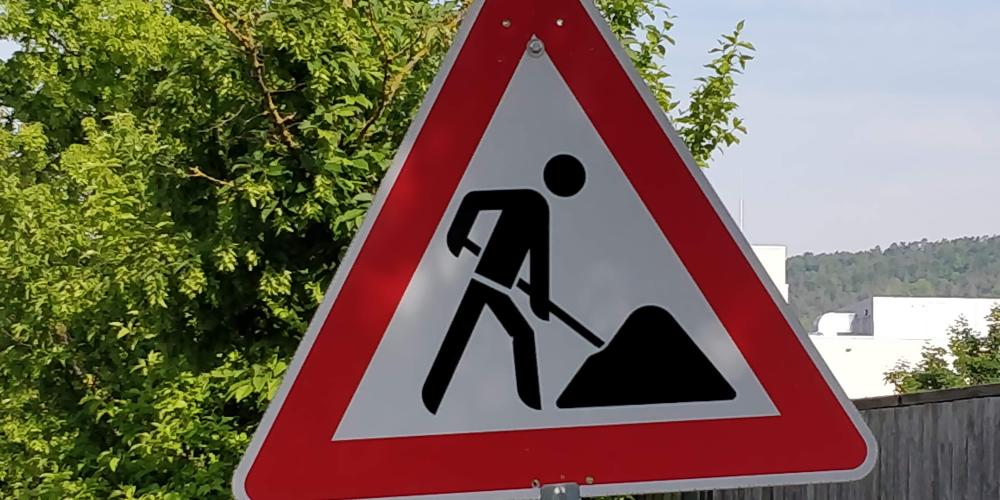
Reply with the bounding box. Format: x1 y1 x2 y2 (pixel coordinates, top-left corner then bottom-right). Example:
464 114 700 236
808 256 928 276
233 0 876 498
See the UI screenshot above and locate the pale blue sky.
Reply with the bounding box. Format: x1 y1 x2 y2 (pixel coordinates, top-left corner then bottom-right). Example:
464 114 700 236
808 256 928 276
664 0 1000 254
4 3 999 254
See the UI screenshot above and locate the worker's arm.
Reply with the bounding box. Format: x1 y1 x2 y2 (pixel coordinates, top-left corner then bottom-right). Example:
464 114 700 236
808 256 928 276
446 190 506 257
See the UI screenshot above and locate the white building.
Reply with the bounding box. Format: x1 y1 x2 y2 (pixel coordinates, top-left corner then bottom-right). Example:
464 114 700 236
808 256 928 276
810 297 1000 399
814 296 1000 339
746 244 998 399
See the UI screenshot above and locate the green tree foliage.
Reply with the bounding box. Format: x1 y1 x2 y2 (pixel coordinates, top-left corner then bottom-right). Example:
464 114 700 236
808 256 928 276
885 307 1000 393
676 20 753 166
788 236 1000 330
0 0 753 497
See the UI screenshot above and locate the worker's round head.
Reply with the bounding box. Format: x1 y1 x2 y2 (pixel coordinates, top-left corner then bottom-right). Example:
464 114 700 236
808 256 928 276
543 154 586 197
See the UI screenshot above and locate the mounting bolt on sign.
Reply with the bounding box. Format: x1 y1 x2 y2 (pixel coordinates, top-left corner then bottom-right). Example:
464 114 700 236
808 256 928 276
232 0 876 498
528 37 545 57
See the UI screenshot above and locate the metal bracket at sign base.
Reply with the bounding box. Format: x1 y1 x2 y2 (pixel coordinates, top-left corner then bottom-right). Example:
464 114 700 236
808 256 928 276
540 483 581 500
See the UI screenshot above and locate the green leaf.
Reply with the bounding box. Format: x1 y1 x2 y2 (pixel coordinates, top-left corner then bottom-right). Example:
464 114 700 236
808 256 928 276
233 384 253 403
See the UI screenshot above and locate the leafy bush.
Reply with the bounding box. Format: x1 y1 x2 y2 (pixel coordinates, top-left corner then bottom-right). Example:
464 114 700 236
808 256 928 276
885 306 1000 393
0 0 752 497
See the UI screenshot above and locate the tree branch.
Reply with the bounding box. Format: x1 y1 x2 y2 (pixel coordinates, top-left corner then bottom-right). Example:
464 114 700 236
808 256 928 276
203 1 299 150
355 6 393 146
352 5 468 146
52 323 98 390
188 166 234 187
199 103 247 133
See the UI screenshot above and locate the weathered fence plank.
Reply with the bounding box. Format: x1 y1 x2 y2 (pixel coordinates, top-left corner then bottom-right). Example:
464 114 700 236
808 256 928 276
629 383 1000 500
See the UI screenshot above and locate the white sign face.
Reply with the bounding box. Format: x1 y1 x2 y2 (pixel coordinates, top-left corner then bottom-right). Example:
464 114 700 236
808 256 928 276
334 52 776 441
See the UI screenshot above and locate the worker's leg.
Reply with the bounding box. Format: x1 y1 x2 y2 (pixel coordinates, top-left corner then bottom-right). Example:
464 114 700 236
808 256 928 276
422 280 491 414
486 291 542 410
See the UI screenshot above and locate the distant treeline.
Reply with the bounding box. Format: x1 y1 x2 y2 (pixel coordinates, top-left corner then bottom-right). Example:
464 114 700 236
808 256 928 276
787 235 1000 330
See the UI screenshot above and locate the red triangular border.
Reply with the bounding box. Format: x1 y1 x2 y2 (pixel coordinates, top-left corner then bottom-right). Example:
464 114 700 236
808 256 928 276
235 0 875 498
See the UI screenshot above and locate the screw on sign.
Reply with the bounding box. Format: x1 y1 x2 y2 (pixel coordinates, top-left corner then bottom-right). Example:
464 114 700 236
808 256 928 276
233 0 876 499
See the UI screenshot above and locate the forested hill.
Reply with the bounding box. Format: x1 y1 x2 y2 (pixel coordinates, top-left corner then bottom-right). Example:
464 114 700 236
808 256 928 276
786 235 1000 330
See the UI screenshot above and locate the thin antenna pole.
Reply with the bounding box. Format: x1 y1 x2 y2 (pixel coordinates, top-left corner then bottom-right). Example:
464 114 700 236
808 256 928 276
739 161 745 231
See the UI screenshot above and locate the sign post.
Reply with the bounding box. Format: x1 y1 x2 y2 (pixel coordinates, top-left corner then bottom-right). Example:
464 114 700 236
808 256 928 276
234 0 876 498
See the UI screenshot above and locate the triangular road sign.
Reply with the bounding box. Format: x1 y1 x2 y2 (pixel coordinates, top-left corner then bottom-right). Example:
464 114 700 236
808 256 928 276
234 0 876 498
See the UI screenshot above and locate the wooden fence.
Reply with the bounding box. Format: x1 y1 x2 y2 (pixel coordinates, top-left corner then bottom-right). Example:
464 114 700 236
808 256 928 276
635 383 1000 500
